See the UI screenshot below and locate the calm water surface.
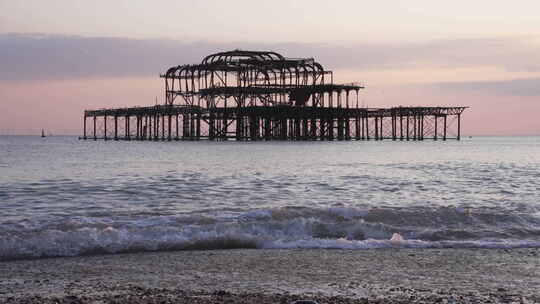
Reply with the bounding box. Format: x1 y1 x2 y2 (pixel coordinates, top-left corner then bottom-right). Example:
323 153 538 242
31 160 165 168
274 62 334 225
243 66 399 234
0 135 539 259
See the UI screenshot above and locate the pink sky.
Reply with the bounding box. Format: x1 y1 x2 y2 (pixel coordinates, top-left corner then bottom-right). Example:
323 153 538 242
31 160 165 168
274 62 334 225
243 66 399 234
1 1 539 135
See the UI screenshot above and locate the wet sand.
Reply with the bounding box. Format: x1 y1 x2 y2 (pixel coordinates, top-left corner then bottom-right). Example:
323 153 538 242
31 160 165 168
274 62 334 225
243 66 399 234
1 248 539 303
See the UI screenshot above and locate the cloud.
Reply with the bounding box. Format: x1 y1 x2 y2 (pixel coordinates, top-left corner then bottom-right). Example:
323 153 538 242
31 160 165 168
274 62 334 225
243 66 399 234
1 33 540 81
434 78 540 96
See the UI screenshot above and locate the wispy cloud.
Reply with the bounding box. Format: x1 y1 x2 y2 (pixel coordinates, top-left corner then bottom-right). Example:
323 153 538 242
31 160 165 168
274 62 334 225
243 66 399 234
1 33 540 82
434 78 540 97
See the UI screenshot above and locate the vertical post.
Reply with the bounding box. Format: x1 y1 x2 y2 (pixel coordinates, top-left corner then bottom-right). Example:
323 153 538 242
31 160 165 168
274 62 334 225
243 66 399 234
345 115 350 140
392 114 396 141
406 115 409 141
144 116 148 140
168 114 172 141
303 118 309 140
421 115 424 140
196 113 201 140
138 116 142 140
366 115 370 140
434 115 438 140
190 113 195 140
310 118 316 140
355 115 360 140
176 115 179 140
162 114 165 141
114 116 118 140
457 113 461 140
93 116 96 140
83 115 87 140
126 116 130 140
380 117 383 141
400 113 403 140
413 115 417 140
375 117 379 140
104 115 107 140
418 115 422 140
154 114 158 140
319 118 325 140
443 115 447 141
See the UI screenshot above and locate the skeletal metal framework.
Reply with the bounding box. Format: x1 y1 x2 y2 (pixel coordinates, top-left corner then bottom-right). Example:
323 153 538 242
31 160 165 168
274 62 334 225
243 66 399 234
82 50 467 141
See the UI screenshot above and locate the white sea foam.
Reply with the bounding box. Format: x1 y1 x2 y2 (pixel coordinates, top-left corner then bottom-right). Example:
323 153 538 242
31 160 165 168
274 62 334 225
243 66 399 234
2 205 540 261
1 136 540 260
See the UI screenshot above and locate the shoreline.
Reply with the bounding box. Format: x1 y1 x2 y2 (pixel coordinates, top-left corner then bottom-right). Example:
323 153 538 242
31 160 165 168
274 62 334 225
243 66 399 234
1 248 539 303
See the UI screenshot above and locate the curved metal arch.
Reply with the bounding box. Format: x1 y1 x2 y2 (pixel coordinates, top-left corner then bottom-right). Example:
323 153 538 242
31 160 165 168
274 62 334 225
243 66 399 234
202 50 285 65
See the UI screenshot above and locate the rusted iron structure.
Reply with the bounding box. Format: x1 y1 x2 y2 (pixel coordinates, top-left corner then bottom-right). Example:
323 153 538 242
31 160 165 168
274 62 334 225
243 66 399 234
82 50 467 141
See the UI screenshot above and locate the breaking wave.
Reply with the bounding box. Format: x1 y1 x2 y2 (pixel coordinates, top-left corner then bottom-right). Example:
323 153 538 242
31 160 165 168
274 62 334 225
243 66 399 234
2 206 540 261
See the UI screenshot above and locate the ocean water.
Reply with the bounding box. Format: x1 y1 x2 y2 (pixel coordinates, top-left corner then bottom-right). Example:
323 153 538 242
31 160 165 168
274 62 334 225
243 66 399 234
0 135 539 260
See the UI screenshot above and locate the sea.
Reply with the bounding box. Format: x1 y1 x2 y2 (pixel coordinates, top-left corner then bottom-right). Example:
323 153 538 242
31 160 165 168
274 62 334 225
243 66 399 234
0 135 539 260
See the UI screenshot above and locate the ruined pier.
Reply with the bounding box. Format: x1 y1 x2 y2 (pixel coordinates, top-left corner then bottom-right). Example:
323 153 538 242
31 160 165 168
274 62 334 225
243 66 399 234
82 50 467 141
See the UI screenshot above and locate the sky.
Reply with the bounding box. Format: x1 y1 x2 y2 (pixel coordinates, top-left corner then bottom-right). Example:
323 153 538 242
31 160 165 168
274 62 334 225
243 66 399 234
1 0 539 135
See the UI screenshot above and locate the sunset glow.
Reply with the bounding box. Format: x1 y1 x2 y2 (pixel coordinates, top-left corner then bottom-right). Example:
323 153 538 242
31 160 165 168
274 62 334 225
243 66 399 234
1 0 539 135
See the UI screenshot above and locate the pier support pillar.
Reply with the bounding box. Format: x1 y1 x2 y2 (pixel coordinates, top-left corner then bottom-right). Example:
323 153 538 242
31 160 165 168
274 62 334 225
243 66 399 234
114 116 118 140
434 115 438 140
366 116 370 140
93 116 96 140
126 116 130 140
443 115 447 141
457 113 461 140
175 115 179 140
83 115 87 140
161 114 165 141
168 114 172 141
104 115 108 140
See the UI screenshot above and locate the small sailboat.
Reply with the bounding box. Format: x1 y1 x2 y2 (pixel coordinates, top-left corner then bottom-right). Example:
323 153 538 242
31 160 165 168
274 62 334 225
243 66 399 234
41 129 46 138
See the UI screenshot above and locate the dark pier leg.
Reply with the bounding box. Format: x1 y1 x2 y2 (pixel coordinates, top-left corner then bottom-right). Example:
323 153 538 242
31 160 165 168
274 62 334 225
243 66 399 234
154 114 159 141
236 114 243 141
104 115 108 140
168 115 172 141
294 118 302 140
83 115 87 140
147 115 151 140
345 116 351 140
413 115 418 140
375 117 379 140
328 116 334 140
93 116 96 140
337 117 344 140
182 114 188 140
421 115 424 140
457 113 461 140
209 113 215 140
310 118 317 140
319 118 326 140
400 114 403 140
196 114 201 140
189 114 195 140
434 115 438 140
355 116 360 140
380 117 384 140
127 116 131 140
284 119 288 140
392 115 396 141
264 117 271 140
366 116 370 140
443 115 447 141
175 115 179 140
406 115 410 141
161 114 165 141
114 116 118 140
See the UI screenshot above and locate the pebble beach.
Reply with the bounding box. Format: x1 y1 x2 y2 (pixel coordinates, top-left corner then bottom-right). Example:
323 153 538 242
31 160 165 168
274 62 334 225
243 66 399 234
2 248 539 303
